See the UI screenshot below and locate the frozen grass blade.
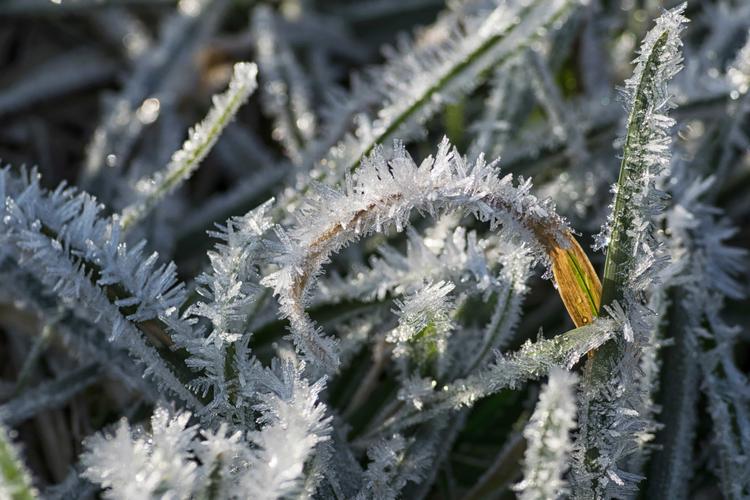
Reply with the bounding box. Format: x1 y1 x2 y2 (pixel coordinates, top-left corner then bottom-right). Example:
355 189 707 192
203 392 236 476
514 368 578 500
119 62 258 231
276 0 583 217
598 6 686 307
263 138 599 372
573 5 687 497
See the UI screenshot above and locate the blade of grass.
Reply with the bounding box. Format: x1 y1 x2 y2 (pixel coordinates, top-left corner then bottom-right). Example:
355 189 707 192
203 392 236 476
0 425 37 500
600 28 673 307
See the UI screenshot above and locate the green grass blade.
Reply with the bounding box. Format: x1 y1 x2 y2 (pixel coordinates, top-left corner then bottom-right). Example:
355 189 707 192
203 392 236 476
599 24 682 306
0 425 37 500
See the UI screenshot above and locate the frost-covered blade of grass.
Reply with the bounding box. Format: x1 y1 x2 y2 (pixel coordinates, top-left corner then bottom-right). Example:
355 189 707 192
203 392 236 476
597 5 686 307
282 0 583 211
81 0 228 191
573 5 687 497
0 424 37 500
182 201 274 423
263 138 594 373
0 167 201 409
371 320 614 436
241 357 332 499
82 356 332 499
119 62 258 231
514 367 578 500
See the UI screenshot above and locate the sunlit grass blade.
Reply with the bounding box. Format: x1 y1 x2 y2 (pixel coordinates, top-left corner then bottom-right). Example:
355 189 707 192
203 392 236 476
119 62 258 231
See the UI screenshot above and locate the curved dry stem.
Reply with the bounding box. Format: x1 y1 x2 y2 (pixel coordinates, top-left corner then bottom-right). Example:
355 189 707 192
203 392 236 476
269 142 601 371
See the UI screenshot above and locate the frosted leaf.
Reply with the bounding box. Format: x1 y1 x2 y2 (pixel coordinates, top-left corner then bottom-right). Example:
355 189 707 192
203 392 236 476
282 0 582 212
0 167 201 408
81 368 332 500
241 355 332 499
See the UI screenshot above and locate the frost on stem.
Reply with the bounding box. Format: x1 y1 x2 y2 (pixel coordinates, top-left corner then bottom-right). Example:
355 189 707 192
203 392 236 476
0 166 201 409
182 200 275 422
82 356 332 500
515 367 578 500
119 62 258 231
285 0 582 210
262 137 596 373
374 319 614 435
575 5 687 498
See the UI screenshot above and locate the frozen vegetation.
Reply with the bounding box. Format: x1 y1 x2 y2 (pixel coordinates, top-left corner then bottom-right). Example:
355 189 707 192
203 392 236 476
0 0 748 498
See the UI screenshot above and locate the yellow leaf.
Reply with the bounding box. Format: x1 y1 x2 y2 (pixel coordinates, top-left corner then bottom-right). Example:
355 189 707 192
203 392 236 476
548 233 602 327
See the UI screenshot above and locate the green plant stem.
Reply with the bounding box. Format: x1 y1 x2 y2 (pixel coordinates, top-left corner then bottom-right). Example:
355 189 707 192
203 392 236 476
600 31 669 307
